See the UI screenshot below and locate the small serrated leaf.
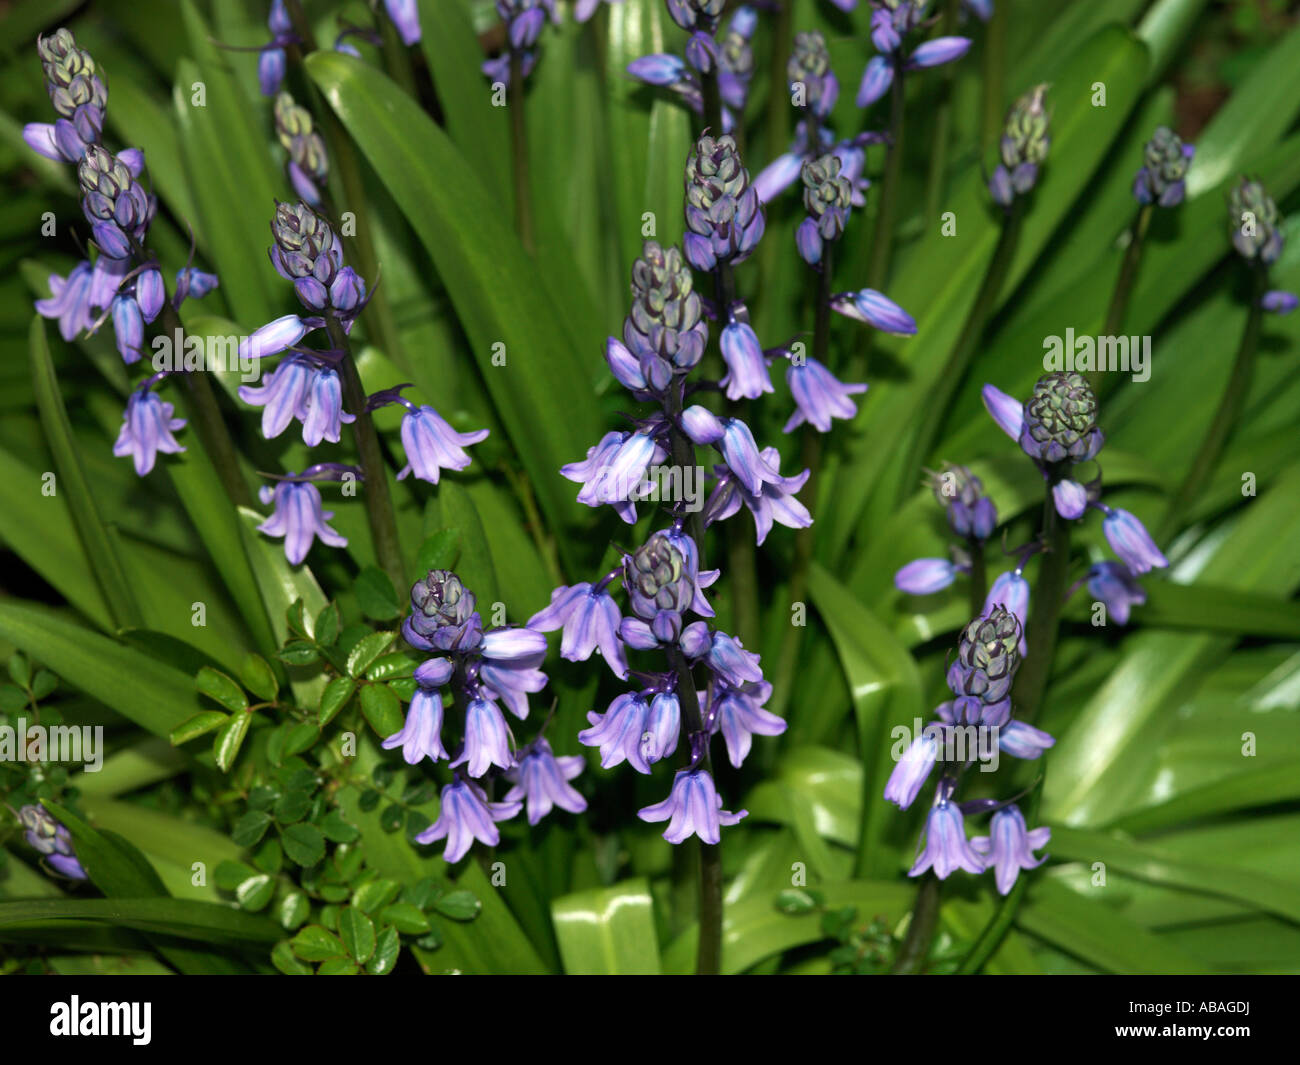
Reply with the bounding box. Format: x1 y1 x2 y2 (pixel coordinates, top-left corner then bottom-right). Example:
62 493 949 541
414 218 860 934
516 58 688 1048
347 631 396 678
169 710 228 746
213 711 252 772
359 683 404 738
318 676 356 727
196 666 247 712
239 653 279 701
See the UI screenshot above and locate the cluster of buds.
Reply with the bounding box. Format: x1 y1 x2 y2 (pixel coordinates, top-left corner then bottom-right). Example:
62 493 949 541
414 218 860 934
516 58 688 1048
609 241 708 394
383 569 577 859
628 6 757 131
896 465 1003 598
857 1 972 108
242 199 487 564
683 133 765 273
884 609 1054 893
27 30 221 479
797 153 854 265
989 84 1051 207
24 29 106 162
666 0 725 33
78 145 154 261
17 805 87 880
274 92 329 205
787 31 838 119
1229 178 1284 266
481 0 556 85
1133 126 1194 208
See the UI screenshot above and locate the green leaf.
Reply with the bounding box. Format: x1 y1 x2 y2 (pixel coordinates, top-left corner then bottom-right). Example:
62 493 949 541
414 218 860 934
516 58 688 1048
318 676 357 727
213 711 252 773
775 889 823 916
431 890 481 923
239 654 279 701
316 958 360 975
169 711 228 747
279 892 311 931
348 631 397 678
353 879 402 915
359 684 404 739
291 924 347 962
272 940 312 974
367 926 401 975
231 810 273 849
313 602 341 648
29 316 142 630
235 874 275 912
338 906 376 964
306 51 602 540
415 528 461 574
0 603 200 738
195 666 248 713
553 879 661 975
0 897 280 945
356 566 401 621
281 823 326 868
379 902 431 935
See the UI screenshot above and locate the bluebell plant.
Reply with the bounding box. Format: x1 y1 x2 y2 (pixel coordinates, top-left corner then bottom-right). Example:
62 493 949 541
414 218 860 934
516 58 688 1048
855 1 973 109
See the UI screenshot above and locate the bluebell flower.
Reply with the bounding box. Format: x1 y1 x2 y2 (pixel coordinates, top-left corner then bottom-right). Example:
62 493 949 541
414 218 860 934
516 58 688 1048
797 153 854 264
383 0 422 45
36 261 95 341
1018 372 1103 465
947 607 1021 710
1052 478 1089 520
504 737 586 825
274 92 329 207
579 691 652 773
1087 561 1146 625
704 450 812 546
256 479 347 565
479 656 547 720
562 431 640 524
705 630 763 687
301 367 354 446
113 390 185 476
787 31 838 119
527 582 628 678
719 318 772 400
239 314 310 361
19 804 88 881
982 382 1025 440
109 295 143 363
405 570 482 652
908 37 972 70
238 355 312 440
785 356 867 433
1101 507 1168 575
173 266 219 307
25 30 106 164
480 626 548 665
997 719 1054 760
259 46 286 98
830 288 918 334
718 418 780 495
452 695 514 777
574 0 623 21
971 805 1050 895
856 55 894 107
628 53 689 87
397 404 490 484
713 681 784 768
78 145 154 260
909 800 984 879
1261 290 1298 314
931 464 997 540
638 768 747 845
665 0 725 33
382 684 448 764
416 777 521 863
895 558 959 595
620 241 708 390
641 690 683 765
884 728 941 810
135 267 164 323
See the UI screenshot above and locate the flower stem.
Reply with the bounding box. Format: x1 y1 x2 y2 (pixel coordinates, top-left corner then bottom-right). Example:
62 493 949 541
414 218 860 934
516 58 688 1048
1159 268 1266 541
1091 204 1153 396
980 0 1008 159
151 293 254 510
509 49 536 255
922 0 962 226
900 201 1024 505
891 874 941 973
867 61 906 291
325 314 405 590
769 242 835 720
968 538 987 617
956 771 1043 973
1015 483 1072 727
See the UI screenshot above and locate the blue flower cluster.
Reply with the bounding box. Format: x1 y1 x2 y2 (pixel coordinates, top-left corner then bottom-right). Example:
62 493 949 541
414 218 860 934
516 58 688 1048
243 199 489 564
26 30 221 478
385 570 583 862
885 607 1054 894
